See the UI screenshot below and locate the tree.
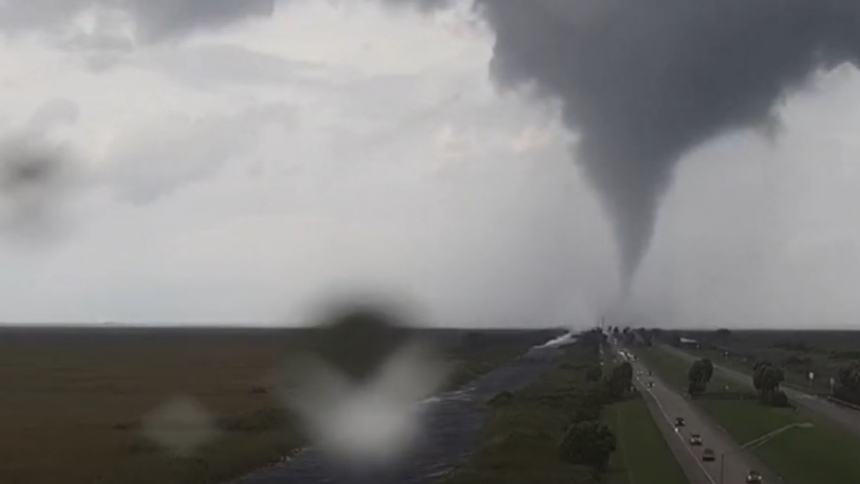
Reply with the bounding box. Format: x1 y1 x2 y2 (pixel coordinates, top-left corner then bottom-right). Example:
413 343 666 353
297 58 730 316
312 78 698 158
579 328 604 350
616 361 634 390
687 361 704 396
757 373 785 405
835 362 860 404
688 380 706 396
753 361 785 405
606 362 633 399
558 420 617 473
701 358 714 382
752 359 771 391
686 358 714 397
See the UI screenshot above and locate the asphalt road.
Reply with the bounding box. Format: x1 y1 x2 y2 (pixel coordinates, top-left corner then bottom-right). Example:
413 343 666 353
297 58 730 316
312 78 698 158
613 346 778 484
663 345 860 440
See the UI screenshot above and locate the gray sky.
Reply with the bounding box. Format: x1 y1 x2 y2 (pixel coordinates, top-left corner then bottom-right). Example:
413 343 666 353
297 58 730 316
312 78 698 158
0 0 859 328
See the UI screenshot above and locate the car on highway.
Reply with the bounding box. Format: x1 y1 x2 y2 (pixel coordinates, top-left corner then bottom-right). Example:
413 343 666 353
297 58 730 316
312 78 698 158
647 381 654 387
674 417 685 427
689 433 702 446
745 470 762 483
702 448 716 462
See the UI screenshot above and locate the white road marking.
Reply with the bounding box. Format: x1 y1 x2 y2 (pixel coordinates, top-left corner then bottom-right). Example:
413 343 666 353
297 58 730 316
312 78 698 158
635 372 718 484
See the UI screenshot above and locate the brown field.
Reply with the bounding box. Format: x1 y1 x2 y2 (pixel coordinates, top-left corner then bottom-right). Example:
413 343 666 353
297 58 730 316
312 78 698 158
0 326 559 484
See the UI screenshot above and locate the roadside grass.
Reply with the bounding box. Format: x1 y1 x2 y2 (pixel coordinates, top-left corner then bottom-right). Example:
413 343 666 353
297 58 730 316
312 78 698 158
684 347 831 395
603 398 689 484
639 347 860 484
441 346 600 484
443 345 688 484
0 328 549 484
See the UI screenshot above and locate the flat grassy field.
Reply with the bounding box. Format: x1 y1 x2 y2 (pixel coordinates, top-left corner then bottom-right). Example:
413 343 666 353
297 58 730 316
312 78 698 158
0 326 557 484
639 347 860 484
663 329 860 396
603 398 689 484
442 344 687 484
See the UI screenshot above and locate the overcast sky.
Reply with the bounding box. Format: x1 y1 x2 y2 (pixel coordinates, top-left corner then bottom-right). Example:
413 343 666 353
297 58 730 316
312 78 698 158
0 0 859 328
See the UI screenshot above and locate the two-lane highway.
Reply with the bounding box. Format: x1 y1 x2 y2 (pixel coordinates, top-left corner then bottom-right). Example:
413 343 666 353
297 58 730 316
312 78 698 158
611 345 779 484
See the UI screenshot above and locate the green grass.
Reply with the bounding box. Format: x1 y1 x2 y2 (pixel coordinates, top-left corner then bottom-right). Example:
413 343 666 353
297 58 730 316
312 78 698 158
441 347 600 484
443 345 689 484
638 347 860 484
603 398 689 484
684 347 831 395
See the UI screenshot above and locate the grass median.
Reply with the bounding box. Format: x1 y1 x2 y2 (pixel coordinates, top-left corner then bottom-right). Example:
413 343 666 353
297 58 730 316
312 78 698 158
603 398 689 484
443 345 688 484
639 346 860 484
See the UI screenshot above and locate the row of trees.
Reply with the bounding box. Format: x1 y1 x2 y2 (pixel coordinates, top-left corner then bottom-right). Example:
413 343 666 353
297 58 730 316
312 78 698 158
607 326 661 347
558 356 635 475
685 356 789 406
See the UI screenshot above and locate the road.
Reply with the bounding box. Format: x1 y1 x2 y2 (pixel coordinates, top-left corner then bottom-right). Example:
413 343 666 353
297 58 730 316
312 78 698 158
612 345 778 484
663 345 860 440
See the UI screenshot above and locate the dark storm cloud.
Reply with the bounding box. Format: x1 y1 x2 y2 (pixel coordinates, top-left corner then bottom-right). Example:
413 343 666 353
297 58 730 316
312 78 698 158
5 0 860 287
389 0 860 288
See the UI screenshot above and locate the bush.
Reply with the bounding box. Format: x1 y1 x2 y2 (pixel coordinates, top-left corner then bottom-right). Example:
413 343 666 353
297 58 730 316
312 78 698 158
558 420 616 473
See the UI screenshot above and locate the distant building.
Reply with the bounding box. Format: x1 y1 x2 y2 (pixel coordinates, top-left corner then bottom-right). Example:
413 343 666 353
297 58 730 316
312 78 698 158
679 337 699 348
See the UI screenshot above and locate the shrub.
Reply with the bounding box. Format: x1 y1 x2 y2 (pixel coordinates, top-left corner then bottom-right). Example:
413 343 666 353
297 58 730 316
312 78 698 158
558 420 616 473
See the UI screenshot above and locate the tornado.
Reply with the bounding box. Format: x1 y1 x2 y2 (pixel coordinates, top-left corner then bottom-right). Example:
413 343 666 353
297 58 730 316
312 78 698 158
396 0 860 287
48 0 860 289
